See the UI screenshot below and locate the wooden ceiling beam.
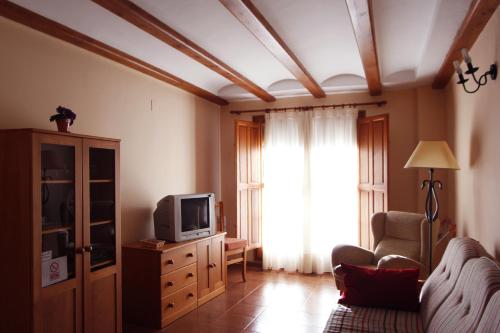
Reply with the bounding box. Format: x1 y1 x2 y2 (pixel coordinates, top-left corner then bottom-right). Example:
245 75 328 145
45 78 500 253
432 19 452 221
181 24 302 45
432 0 500 89
92 0 275 102
220 0 326 98
345 0 382 96
0 1 228 105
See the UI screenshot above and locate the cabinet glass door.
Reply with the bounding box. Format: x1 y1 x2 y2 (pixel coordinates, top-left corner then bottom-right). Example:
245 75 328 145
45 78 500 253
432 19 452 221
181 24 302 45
88 147 116 271
41 144 76 287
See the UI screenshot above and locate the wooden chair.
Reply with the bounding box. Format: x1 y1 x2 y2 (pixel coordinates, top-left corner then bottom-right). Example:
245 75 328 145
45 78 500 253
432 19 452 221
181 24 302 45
215 201 247 285
225 238 247 286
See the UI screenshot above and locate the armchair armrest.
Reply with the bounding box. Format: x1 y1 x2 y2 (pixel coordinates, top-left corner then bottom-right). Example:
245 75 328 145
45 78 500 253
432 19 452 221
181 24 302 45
331 244 375 268
331 245 375 291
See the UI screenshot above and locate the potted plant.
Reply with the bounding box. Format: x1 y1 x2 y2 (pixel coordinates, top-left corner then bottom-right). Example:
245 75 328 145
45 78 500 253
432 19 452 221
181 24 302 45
49 106 76 133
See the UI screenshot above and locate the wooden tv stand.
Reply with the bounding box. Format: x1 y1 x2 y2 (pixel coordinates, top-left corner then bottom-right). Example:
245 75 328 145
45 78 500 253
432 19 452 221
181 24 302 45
123 232 226 328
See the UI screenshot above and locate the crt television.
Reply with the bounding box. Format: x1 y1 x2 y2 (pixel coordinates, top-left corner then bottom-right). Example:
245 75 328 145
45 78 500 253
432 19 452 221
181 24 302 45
153 193 216 242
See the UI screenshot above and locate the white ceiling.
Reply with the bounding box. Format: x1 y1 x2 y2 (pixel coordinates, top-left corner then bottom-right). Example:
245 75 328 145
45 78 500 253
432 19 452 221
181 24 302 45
373 0 472 86
10 0 473 102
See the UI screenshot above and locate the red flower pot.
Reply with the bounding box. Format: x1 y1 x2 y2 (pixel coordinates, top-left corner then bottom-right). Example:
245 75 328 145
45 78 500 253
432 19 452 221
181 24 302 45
56 118 71 133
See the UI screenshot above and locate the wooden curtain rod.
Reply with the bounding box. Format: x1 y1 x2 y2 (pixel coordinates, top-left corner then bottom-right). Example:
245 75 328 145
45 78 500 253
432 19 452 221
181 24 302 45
230 100 387 114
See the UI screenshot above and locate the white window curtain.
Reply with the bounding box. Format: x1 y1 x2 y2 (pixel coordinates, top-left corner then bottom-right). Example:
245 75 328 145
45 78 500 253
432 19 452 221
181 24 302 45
262 107 359 274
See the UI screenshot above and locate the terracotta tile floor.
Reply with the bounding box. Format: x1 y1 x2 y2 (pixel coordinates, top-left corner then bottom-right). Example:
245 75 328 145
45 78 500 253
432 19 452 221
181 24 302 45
125 265 340 333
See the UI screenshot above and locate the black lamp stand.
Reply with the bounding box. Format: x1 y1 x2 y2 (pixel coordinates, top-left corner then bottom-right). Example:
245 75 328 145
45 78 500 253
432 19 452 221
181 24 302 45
421 168 442 276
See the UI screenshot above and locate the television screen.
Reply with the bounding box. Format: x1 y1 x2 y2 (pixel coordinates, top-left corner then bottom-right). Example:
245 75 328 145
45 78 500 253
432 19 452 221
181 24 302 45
181 197 210 232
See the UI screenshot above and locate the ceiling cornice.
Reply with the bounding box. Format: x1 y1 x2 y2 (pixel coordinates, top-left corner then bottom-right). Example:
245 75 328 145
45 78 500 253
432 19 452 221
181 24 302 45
220 0 326 98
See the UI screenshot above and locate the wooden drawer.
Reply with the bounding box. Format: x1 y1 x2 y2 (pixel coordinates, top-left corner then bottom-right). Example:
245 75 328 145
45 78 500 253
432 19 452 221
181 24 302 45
162 283 197 326
162 263 197 297
161 244 197 274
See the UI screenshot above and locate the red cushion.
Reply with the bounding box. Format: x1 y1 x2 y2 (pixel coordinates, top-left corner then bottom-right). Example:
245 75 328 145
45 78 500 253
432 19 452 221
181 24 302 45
224 238 247 251
338 263 420 312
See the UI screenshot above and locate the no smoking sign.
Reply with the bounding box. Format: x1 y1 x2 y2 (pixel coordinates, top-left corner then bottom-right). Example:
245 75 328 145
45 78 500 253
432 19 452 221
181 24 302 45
50 261 59 273
42 256 68 287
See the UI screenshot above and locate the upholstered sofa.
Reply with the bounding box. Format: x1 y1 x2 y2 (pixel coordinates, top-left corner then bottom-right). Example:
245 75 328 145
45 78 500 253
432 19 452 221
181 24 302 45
324 237 500 333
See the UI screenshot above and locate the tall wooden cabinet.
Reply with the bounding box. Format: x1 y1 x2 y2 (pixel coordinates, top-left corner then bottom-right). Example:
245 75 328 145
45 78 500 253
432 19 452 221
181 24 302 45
0 129 121 333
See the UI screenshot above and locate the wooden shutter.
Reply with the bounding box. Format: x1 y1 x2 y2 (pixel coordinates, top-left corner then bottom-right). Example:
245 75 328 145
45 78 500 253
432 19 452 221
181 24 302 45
358 114 389 250
235 120 263 249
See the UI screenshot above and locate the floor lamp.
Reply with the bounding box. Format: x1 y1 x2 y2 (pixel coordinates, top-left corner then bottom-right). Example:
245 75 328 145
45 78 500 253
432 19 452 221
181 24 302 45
405 141 459 276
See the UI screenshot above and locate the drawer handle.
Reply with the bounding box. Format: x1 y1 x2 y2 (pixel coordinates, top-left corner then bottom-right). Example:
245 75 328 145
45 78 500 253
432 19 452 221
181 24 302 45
187 272 194 278
167 302 175 308
166 259 174 265
166 281 174 287
212 262 217 268
186 252 194 257
208 263 214 268
188 293 194 298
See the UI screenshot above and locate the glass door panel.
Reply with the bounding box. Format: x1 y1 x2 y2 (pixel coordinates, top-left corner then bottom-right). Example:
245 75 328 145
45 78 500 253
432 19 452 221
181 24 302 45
41 144 76 287
89 147 116 271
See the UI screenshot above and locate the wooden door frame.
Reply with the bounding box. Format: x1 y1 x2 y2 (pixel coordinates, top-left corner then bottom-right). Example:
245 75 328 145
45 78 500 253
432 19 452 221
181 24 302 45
33 133 83 333
235 120 263 249
82 138 122 333
357 114 389 249
235 120 250 242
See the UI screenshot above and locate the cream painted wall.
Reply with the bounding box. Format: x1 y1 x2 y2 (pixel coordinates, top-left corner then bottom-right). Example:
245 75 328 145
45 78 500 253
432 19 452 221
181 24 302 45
445 7 500 258
0 18 222 244
220 89 446 239
415 86 449 219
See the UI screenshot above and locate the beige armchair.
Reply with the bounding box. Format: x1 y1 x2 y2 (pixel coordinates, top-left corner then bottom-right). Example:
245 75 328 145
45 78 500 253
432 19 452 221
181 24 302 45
331 211 441 290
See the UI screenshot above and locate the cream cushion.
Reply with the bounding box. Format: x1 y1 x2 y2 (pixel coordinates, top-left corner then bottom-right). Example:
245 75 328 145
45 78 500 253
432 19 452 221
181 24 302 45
374 238 420 262
377 254 421 270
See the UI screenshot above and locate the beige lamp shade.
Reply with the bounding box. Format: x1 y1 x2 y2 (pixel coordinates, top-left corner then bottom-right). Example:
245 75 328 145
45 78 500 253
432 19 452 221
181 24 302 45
405 141 460 170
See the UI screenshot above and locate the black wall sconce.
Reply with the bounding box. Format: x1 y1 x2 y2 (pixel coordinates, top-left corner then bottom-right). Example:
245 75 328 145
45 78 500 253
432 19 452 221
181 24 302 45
453 48 497 94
